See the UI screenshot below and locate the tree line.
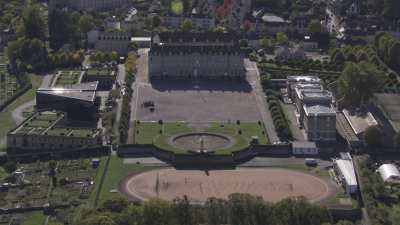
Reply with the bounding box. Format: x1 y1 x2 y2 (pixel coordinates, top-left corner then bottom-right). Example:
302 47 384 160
63 194 357 225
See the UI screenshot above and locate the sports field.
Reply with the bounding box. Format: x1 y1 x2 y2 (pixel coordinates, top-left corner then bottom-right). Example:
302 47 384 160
120 168 335 204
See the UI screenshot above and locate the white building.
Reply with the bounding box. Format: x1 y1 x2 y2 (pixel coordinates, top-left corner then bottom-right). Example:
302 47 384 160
292 141 318 155
334 153 358 194
378 164 400 183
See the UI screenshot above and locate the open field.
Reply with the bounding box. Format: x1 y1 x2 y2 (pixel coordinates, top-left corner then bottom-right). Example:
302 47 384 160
120 168 336 204
95 156 158 204
134 122 268 154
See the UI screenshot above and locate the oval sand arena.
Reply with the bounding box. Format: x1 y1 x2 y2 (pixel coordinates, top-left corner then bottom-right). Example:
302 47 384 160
120 168 334 204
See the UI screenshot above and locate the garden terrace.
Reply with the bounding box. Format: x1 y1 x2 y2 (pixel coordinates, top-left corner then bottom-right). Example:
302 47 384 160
10 111 100 138
54 70 83 87
86 68 115 77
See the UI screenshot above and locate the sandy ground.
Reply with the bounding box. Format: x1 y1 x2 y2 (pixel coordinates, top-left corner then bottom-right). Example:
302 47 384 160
120 168 334 204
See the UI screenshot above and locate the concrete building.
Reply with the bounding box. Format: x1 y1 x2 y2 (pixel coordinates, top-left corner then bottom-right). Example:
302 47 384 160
292 141 318 155
149 32 245 80
82 68 116 90
94 31 131 55
36 82 99 121
287 76 336 143
7 111 102 152
50 0 130 11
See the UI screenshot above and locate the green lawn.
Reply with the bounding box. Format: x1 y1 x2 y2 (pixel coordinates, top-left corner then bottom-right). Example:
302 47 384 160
135 122 191 144
171 0 183 15
95 156 156 204
21 211 46 225
0 74 42 148
136 122 269 155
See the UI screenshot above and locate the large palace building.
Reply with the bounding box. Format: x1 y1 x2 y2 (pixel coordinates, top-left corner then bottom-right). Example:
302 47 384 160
148 32 245 80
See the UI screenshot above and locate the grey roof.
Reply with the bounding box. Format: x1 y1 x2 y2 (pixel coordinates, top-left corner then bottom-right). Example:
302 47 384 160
292 141 317 148
304 104 335 116
262 14 286 23
378 164 400 182
342 109 378 135
37 82 98 102
335 159 358 187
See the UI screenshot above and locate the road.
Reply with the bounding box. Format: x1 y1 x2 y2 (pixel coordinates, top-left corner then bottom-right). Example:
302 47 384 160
244 59 280 143
113 64 127 138
127 48 149 144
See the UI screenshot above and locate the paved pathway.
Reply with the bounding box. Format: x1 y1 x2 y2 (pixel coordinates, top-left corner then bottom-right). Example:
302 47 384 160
127 48 149 143
244 59 280 143
113 64 127 138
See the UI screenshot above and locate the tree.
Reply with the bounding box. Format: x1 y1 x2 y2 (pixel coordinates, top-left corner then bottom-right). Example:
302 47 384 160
152 16 161 28
364 126 382 148
331 49 345 64
383 0 400 21
143 199 173 225
276 32 288 46
394 132 400 147
390 206 400 225
3 161 17 173
101 197 129 213
239 39 248 48
173 196 193 225
181 19 193 32
20 5 46 40
204 198 228 225
308 20 323 35
79 14 94 33
260 37 274 52
338 62 385 107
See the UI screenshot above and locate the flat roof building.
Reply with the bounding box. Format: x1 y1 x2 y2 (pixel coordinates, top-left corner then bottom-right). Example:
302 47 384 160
7 111 102 154
334 153 358 194
36 82 99 121
378 164 400 183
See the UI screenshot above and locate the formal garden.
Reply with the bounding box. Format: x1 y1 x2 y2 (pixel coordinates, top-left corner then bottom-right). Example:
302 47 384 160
133 120 268 155
54 70 83 87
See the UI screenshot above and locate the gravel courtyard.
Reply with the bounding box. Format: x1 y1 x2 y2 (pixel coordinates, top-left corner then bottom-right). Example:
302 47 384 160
136 80 262 123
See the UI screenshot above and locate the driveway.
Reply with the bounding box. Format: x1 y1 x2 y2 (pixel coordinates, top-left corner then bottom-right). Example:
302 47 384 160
245 59 280 143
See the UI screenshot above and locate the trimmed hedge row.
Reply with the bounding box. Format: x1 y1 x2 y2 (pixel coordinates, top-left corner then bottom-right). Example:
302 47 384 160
267 95 292 140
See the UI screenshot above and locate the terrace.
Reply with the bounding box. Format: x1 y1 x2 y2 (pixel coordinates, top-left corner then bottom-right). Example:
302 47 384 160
54 70 83 87
86 68 114 77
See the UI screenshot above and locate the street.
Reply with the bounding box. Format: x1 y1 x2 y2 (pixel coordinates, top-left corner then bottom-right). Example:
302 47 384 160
245 59 280 143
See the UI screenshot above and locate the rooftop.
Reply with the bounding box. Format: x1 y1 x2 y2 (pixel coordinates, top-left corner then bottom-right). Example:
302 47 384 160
37 82 98 102
262 14 287 23
287 76 321 84
335 159 358 186
153 32 238 44
304 104 336 116
9 111 100 138
374 93 400 132
86 68 115 77
342 109 378 135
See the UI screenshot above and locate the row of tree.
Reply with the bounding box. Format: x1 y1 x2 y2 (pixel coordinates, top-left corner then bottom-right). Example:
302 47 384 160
66 194 357 225
338 61 384 107
374 32 400 73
